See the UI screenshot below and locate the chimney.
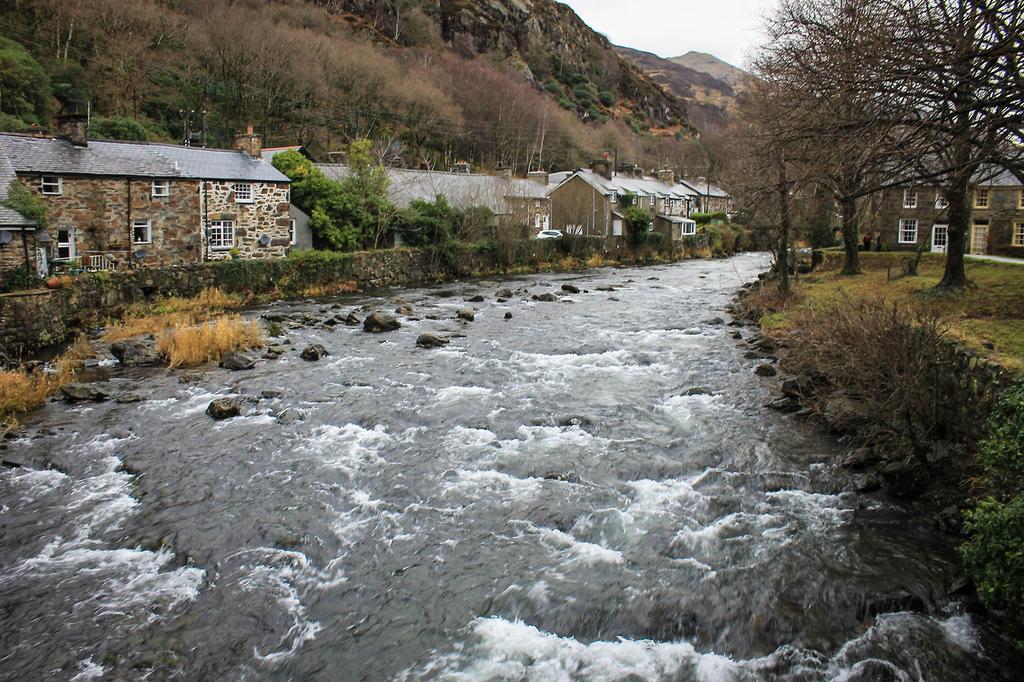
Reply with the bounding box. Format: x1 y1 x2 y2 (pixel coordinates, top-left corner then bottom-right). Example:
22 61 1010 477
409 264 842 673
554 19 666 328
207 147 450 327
590 159 612 181
634 166 644 179
528 170 548 185
451 161 471 174
327 151 348 165
56 113 88 147
234 123 262 158
657 168 676 185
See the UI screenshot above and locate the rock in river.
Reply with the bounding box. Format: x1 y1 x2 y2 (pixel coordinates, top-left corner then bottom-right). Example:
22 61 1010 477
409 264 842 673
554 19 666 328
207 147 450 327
364 312 401 333
110 339 164 367
755 364 778 377
345 312 362 326
206 397 241 420
457 309 475 322
561 284 581 294
532 293 559 303
301 344 329 361
417 333 449 349
219 351 257 371
61 383 110 403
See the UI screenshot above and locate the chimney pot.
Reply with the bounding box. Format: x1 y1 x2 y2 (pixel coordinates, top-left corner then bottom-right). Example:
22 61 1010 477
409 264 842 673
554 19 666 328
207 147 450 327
589 159 612 181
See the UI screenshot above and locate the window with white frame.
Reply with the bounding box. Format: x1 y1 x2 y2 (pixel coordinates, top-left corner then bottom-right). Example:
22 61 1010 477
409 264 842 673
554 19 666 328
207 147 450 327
935 192 948 209
132 219 152 244
289 218 297 245
903 189 918 209
209 220 235 250
41 176 62 195
975 188 989 208
152 180 170 197
233 183 253 203
899 218 918 243
681 221 696 235
609 193 618 204
1014 223 1024 247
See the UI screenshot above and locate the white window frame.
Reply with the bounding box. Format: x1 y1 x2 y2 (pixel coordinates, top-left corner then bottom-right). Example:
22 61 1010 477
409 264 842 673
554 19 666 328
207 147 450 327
681 221 697 236
288 218 297 246
132 219 152 244
152 180 170 198
902 189 918 209
975 188 989 209
1018 190 1024 210
41 176 62 195
898 218 918 244
1013 223 1024 248
935 193 948 209
233 183 254 204
209 220 235 251
609 193 618 205
56 227 76 259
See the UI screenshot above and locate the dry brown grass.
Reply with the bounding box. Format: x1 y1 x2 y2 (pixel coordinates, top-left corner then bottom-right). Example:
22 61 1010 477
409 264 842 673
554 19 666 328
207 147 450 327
105 287 244 342
742 281 806 321
157 316 263 368
0 335 92 428
299 280 359 298
585 254 609 269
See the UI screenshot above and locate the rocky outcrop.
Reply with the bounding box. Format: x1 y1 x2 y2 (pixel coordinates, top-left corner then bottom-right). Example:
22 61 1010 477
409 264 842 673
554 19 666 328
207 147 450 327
219 351 257 371
416 333 448 349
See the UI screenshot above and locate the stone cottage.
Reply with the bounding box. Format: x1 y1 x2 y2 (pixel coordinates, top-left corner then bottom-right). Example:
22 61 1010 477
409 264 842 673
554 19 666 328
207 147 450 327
0 115 292 275
871 168 1023 255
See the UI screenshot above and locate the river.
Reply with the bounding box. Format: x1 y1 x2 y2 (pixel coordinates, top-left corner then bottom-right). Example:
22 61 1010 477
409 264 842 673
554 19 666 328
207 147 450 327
0 253 1013 680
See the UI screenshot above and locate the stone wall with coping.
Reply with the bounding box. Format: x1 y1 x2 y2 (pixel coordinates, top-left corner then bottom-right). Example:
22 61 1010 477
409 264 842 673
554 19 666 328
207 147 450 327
202 181 290 260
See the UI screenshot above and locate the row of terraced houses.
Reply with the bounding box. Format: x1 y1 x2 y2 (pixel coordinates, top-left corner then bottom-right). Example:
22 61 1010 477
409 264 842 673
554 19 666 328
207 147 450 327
0 116 735 280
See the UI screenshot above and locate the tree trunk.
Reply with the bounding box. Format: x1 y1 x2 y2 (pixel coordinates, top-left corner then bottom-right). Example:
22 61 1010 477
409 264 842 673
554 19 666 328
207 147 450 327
938 172 970 288
777 159 791 293
840 196 860 275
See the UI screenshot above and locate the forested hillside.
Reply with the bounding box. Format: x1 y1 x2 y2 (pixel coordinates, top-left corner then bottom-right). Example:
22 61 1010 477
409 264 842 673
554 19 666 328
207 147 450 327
0 0 703 174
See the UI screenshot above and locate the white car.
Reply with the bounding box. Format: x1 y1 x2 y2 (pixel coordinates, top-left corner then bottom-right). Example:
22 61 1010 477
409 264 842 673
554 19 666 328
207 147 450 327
534 230 563 240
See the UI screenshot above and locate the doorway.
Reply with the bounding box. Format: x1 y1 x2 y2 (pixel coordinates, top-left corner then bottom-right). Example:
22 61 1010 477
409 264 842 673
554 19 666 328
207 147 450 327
971 221 989 255
931 224 948 253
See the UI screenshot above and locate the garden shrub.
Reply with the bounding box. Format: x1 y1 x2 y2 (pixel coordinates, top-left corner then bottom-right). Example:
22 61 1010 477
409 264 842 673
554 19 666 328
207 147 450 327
961 382 1024 648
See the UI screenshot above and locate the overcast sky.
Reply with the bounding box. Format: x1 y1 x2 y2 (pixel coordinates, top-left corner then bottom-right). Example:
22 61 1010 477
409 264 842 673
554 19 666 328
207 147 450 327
559 0 773 68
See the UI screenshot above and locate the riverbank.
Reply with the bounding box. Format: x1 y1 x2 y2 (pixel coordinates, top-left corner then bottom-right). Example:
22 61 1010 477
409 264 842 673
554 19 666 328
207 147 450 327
731 252 1024 647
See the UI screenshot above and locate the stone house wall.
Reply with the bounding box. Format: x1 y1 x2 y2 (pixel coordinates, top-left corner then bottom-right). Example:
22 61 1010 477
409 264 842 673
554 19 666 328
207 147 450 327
873 185 1024 255
17 174 204 268
973 187 1024 258
201 181 291 260
549 175 611 237
0 232 38 273
508 196 552 237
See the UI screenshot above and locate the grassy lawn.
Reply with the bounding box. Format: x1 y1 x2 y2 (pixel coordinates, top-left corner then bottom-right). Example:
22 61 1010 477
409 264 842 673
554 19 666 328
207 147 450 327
757 251 1024 370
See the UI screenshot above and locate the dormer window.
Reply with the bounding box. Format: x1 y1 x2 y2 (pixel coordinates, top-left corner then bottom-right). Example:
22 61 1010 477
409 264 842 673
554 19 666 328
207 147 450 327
609 193 618 204
41 176 62 195
233 183 253 204
152 180 170 197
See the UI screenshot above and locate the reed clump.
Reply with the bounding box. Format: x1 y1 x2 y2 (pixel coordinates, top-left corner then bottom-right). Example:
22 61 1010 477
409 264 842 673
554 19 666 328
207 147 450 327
157 316 263 368
0 335 92 427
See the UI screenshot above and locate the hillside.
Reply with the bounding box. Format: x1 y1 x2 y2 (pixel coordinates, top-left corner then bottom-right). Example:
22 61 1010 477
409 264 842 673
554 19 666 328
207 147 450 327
616 46 745 134
0 0 698 175
671 51 746 88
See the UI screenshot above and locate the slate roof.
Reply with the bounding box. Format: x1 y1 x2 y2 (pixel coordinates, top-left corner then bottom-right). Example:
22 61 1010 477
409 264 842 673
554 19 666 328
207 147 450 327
0 133 290 183
551 169 705 201
0 153 34 228
974 166 1023 187
678 179 730 198
317 165 548 213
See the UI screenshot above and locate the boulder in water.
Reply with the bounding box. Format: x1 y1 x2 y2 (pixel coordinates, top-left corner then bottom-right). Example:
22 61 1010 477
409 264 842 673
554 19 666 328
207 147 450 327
755 364 778 377
110 339 164 367
465 294 485 303
276 408 306 425
395 305 414 316
496 288 514 299
504 312 513 320
61 383 110 402
416 333 449 349
219 351 256 371
457 309 475 322
532 293 558 302
561 284 581 294
345 312 362 326
207 397 241 420
364 312 400 333
300 344 328 361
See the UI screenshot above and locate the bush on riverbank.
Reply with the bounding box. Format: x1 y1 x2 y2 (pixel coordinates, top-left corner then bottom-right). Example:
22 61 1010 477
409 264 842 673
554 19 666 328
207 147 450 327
961 382 1024 648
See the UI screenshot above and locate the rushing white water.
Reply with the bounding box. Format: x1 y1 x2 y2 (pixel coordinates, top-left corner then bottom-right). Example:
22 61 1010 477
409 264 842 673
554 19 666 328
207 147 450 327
0 254 1012 679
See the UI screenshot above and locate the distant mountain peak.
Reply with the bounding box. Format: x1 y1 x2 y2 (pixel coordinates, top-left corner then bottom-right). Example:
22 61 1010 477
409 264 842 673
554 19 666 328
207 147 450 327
669 51 745 88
